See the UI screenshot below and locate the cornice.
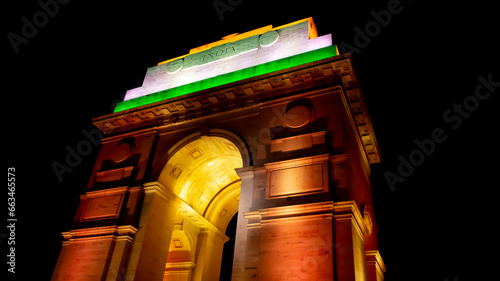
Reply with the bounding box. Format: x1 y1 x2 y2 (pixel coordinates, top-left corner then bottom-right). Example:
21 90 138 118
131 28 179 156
61 225 138 241
92 54 380 163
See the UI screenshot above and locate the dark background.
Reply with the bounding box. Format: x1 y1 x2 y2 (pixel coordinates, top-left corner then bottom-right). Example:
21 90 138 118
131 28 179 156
3 0 498 280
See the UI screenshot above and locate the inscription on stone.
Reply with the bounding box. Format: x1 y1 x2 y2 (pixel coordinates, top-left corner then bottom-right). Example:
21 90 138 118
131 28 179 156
183 35 260 70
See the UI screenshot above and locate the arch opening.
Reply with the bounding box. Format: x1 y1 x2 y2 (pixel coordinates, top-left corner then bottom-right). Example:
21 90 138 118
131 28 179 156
219 212 238 281
158 135 244 281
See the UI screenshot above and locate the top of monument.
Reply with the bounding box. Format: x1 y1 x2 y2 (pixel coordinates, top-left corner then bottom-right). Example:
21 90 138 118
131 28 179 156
114 17 337 112
157 17 319 66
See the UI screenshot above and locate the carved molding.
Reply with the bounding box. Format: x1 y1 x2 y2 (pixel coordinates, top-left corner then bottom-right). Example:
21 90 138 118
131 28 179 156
93 54 380 163
61 225 138 241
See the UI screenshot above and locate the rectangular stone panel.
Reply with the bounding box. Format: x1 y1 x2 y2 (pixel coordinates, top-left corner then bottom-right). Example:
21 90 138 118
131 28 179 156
95 166 135 184
82 194 123 221
76 186 128 223
270 131 326 152
265 154 329 199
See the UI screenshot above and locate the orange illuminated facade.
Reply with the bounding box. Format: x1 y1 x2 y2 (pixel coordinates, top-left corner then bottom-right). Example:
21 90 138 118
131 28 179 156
51 18 385 281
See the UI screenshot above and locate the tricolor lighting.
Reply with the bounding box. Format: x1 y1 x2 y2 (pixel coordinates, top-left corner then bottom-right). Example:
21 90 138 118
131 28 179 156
114 18 337 113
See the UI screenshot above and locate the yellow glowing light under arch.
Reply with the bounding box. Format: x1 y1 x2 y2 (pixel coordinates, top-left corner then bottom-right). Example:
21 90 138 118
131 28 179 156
158 135 243 233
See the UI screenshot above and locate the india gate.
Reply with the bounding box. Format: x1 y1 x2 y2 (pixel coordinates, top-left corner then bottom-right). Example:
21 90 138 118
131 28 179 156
51 18 386 281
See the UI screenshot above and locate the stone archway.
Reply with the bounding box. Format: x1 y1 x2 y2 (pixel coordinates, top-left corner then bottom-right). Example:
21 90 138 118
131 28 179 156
51 19 386 281
126 133 246 281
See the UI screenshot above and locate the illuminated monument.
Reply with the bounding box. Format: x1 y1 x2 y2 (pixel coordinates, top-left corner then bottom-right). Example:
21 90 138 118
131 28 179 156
51 18 385 281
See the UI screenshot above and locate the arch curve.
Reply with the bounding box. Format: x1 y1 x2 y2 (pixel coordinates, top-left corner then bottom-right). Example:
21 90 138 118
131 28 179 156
203 180 241 232
206 128 251 168
162 129 251 169
157 130 246 231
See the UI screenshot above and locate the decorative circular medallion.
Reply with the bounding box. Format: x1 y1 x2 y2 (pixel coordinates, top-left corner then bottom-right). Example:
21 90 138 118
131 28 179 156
283 99 315 128
111 139 135 163
258 30 279 47
166 58 184 74
284 105 310 128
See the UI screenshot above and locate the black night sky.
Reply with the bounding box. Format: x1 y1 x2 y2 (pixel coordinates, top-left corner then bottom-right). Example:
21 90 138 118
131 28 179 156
4 0 498 280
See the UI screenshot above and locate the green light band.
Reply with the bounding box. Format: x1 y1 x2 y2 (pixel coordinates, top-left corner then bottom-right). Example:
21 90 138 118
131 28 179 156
114 45 338 112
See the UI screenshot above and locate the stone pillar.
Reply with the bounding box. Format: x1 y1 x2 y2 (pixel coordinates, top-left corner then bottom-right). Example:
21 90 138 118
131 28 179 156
231 167 255 281
105 226 137 281
163 261 195 281
51 226 135 281
257 202 336 281
366 250 386 281
333 201 368 281
192 229 229 281
245 211 262 281
126 182 180 281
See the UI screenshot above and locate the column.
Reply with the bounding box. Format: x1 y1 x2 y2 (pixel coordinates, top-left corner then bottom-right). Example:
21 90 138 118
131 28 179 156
191 229 229 281
333 201 368 281
366 250 386 281
51 226 120 281
125 182 180 281
257 202 336 281
231 167 255 281
105 226 137 281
